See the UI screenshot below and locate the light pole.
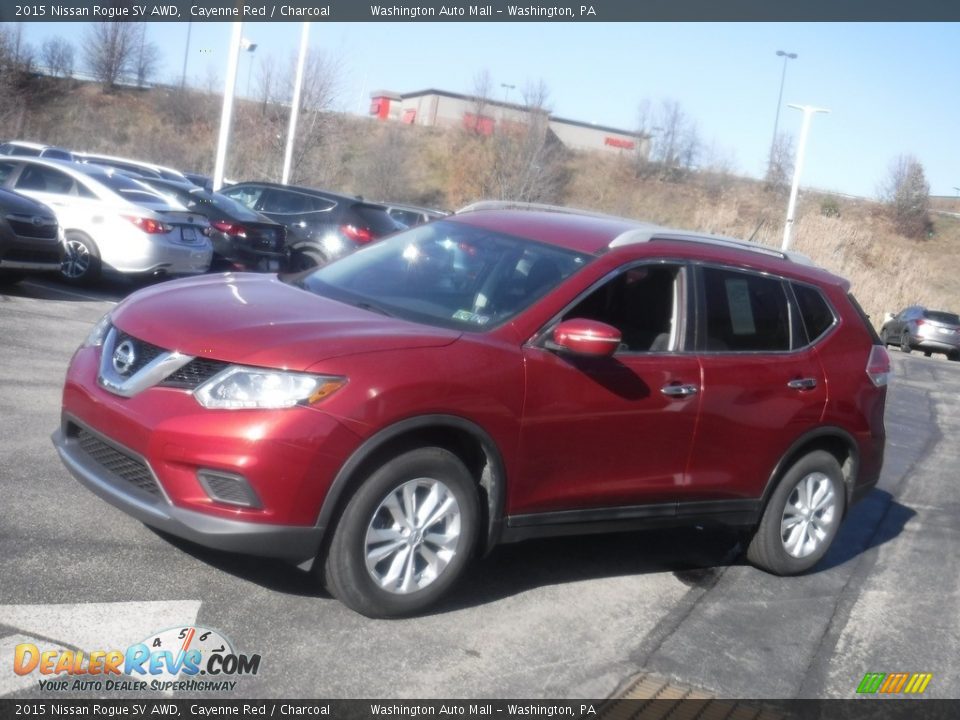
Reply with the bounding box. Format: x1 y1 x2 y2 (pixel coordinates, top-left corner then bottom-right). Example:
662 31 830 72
240 37 258 97
212 22 244 192
768 50 797 177
782 104 830 251
500 82 515 105
282 22 311 185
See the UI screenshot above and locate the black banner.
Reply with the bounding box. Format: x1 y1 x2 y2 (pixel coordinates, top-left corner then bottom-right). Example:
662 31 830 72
2 0 960 23
2 700 960 720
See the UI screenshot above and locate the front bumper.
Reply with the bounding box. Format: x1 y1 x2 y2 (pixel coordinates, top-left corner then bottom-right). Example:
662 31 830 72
52 423 323 561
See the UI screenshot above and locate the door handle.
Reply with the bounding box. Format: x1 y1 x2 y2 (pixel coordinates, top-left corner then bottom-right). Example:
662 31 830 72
787 378 818 390
661 383 699 398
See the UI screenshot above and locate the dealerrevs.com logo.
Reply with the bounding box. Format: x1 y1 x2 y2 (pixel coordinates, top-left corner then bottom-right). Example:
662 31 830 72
13 626 261 693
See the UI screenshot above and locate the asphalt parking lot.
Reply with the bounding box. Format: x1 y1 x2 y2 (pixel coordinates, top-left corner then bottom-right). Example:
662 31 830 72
1 275 958 700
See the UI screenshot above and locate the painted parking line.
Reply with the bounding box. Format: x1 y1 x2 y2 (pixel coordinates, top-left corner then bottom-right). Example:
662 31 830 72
21 281 119 304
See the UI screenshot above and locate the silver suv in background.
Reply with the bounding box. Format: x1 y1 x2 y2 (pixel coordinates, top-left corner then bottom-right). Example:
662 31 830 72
880 305 960 360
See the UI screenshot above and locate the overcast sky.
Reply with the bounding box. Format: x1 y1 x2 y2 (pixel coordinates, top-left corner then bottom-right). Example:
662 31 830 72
20 21 960 199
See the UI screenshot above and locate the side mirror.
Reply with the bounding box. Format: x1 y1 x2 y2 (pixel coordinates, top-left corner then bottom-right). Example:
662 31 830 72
550 319 622 357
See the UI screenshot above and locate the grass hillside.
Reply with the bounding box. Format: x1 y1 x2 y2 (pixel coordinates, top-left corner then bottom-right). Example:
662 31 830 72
8 78 959 326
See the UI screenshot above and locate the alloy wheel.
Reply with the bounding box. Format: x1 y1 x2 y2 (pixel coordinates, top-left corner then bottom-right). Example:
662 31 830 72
780 471 838 558
62 240 91 279
363 477 462 594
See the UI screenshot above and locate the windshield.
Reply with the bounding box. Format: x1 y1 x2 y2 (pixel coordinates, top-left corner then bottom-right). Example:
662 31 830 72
296 220 591 330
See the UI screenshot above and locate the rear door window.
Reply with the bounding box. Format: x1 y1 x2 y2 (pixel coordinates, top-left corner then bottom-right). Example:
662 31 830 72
700 267 792 352
258 189 336 215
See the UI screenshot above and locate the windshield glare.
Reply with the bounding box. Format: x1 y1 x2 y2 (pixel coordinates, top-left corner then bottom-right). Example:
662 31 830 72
298 220 590 330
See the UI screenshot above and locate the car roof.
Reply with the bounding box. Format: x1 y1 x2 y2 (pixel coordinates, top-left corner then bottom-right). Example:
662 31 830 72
230 180 370 204
452 202 849 289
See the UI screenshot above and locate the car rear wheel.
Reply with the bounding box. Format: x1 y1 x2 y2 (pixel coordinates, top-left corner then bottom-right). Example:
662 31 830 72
287 246 327 272
900 331 912 354
323 447 479 618
61 232 101 284
747 450 845 575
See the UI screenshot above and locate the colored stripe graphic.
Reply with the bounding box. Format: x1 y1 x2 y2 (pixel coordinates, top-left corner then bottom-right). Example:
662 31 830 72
857 672 932 694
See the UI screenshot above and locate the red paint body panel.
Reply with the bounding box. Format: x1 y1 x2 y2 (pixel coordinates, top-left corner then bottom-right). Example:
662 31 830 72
56 209 886 557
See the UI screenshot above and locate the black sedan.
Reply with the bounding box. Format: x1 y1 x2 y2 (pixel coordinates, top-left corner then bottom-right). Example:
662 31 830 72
130 178 288 272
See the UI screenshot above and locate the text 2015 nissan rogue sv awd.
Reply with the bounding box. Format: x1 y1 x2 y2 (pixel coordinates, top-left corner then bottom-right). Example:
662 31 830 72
53 203 889 617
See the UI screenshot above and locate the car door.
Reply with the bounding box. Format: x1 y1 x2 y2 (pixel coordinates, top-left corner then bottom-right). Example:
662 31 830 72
514 263 702 518
686 265 827 503
254 188 337 245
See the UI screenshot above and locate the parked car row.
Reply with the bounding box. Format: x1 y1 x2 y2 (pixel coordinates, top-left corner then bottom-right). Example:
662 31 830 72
0 139 445 286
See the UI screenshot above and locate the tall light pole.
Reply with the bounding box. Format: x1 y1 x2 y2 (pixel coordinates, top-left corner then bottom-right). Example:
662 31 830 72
782 104 830 251
282 22 311 185
212 22 244 192
500 82 515 105
180 22 192 89
240 38 258 97
768 50 797 177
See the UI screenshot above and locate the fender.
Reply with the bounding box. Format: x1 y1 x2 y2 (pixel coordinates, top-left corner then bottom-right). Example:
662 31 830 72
759 425 860 513
314 414 508 553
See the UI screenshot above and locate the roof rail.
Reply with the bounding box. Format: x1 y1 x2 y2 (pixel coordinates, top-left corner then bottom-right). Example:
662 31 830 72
609 228 816 266
455 200 632 222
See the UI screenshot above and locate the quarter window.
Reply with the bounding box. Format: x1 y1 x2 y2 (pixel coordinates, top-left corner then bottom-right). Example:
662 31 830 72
792 283 835 342
701 267 791 352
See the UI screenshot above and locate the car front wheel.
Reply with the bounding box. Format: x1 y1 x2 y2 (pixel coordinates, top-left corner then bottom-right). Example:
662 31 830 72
747 450 846 575
323 447 479 618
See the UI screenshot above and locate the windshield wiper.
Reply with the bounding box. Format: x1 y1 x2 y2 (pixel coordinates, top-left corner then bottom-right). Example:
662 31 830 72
353 301 394 317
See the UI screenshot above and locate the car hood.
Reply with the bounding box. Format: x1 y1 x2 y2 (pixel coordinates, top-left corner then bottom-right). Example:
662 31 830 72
110 273 462 370
0 188 56 218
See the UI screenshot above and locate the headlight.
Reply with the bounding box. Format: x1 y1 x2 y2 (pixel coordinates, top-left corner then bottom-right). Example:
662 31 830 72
83 313 112 348
194 366 346 410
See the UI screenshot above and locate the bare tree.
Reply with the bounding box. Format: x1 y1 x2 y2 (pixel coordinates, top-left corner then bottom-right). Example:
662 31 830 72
353 123 412 201
254 53 278 116
0 25 33 135
469 68 494 133
83 22 138 89
41 36 75 78
764 132 794 194
486 78 566 202
131 24 161 88
652 99 700 179
880 154 931 239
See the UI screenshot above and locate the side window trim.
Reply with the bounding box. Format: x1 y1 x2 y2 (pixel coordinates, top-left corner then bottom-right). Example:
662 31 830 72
528 259 693 355
693 262 797 355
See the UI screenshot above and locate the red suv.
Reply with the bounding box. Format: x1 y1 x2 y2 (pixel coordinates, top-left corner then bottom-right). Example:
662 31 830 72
53 203 889 617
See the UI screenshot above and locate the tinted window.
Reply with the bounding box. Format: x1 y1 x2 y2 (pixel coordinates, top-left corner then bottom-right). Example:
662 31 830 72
259 188 335 214
350 204 404 236
15 165 78 195
0 161 17 183
221 184 264 209
701 267 791 352
793 283 835 342
565 265 683 352
94 172 172 208
388 209 423 227
8 145 41 157
923 310 960 325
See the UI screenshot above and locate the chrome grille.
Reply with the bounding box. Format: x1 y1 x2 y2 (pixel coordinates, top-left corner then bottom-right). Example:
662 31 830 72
114 331 164 376
74 426 161 497
161 357 229 388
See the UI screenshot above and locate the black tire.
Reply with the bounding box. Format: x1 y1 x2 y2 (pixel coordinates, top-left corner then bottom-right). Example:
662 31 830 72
900 332 912 354
61 231 102 284
0 271 24 286
287 246 327 272
323 447 479 618
747 450 846 576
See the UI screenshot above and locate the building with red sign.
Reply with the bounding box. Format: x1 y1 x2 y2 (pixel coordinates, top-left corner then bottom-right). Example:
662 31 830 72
370 88 648 157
